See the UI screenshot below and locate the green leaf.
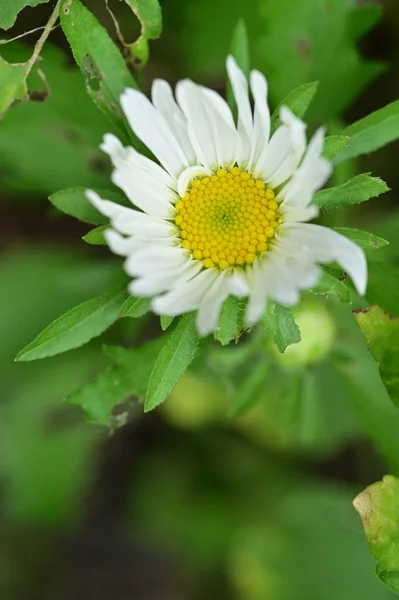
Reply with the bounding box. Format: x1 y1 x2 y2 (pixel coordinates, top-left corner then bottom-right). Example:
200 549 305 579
349 4 382 42
49 187 125 225
314 173 389 211
227 18 250 113
0 0 50 29
354 475 399 595
120 296 151 318
322 135 351 161
16 285 127 362
271 81 318 133
160 315 174 331
82 225 107 245
228 359 269 418
355 306 399 407
145 313 200 412
367 264 399 319
263 303 301 354
312 269 352 304
0 56 29 117
122 0 162 68
336 99 399 163
334 228 389 256
60 0 138 139
215 297 242 346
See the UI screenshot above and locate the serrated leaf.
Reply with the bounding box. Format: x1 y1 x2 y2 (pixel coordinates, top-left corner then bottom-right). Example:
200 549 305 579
215 296 242 346
355 306 399 407
271 82 318 133
49 187 125 225
263 303 301 353
336 99 399 163
334 227 389 256
60 0 138 140
228 359 269 418
323 135 351 161
145 313 200 412
120 295 151 318
314 173 389 211
122 0 162 68
227 18 249 113
0 57 29 117
160 315 174 331
312 270 352 304
16 285 127 362
354 475 399 595
82 225 107 245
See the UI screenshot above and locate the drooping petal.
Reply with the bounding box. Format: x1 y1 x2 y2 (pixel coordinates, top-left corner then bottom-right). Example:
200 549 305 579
248 69 271 170
226 55 252 166
120 88 190 178
176 80 237 170
196 271 231 336
152 268 219 316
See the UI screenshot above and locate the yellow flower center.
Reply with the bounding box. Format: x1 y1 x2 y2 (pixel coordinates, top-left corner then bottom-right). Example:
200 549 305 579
174 167 282 270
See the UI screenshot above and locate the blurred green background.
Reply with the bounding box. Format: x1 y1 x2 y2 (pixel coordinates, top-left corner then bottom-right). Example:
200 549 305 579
1 0 399 598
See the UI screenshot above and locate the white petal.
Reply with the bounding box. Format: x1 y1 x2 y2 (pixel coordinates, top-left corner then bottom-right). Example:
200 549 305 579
245 259 270 325
248 69 270 170
120 88 189 178
152 268 218 315
152 79 197 165
226 55 252 166
86 189 134 220
196 271 231 336
129 260 202 296
177 165 213 197
281 223 367 294
278 127 332 211
176 80 237 170
124 246 187 277
104 229 139 256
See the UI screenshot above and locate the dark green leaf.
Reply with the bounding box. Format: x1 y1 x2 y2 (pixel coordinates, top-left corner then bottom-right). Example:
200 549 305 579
49 187 125 225
16 285 127 361
82 225 107 245
228 359 269 418
60 0 138 139
323 135 351 161
120 296 151 318
215 297 242 346
227 18 250 113
145 313 200 411
314 173 389 211
349 4 382 42
122 0 162 68
0 0 50 29
354 475 399 595
336 99 399 163
334 227 389 256
263 303 301 353
271 82 318 133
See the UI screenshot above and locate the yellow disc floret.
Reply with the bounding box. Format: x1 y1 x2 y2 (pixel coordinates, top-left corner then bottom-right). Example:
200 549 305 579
174 167 283 269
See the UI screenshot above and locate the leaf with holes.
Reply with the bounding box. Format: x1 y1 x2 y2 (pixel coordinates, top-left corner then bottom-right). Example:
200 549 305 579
0 57 29 117
334 228 389 256
0 0 50 29
263 303 301 353
115 0 162 69
314 174 389 211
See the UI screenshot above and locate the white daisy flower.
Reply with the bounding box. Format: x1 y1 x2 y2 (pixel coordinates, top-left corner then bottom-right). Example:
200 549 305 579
87 56 367 336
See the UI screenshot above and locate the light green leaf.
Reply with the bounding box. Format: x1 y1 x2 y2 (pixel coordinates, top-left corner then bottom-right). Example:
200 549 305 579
227 18 249 113
0 0 50 29
49 187 125 225
228 359 269 418
60 0 138 140
120 296 151 318
145 313 200 412
271 81 318 133
263 303 301 354
323 135 351 161
160 315 174 331
82 225 107 245
122 0 162 68
314 173 389 211
312 269 352 304
336 99 399 163
354 475 399 595
0 57 29 117
16 285 127 361
215 297 242 346
334 227 389 256
355 306 399 407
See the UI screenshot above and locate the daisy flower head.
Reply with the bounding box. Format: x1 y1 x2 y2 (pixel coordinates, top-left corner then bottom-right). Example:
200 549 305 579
87 56 367 336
